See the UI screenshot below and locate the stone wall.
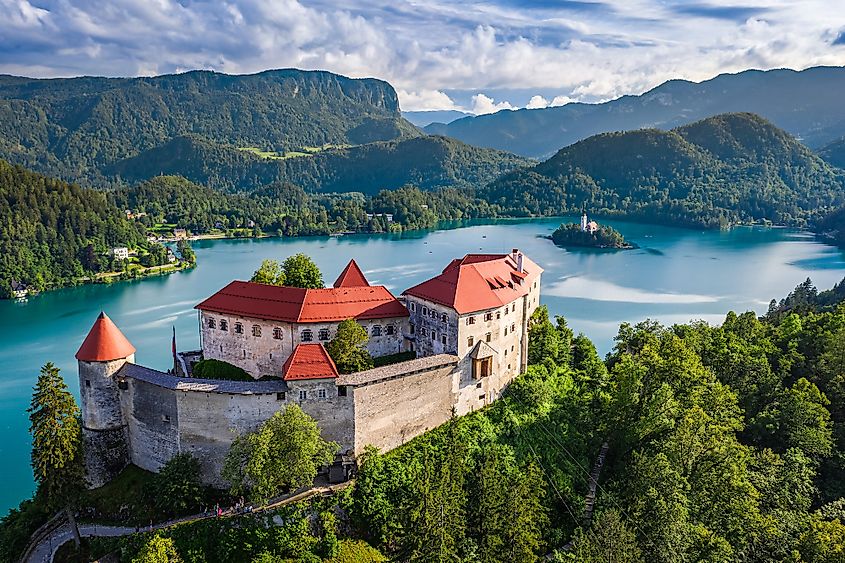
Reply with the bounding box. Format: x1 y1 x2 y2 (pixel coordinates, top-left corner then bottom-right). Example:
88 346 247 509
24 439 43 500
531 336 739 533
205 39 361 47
339 355 459 454
200 311 408 378
120 377 180 474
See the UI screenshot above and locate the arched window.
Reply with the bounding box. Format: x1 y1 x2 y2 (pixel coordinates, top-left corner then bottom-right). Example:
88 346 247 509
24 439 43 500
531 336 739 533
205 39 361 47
207 318 216 329
301 329 313 342
372 325 382 337
252 325 261 337
441 313 447 323
422 306 428 316
318 328 331 341
385 324 395 336
220 319 228 331
273 327 283 340
430 309 436 319
420 327 427 337
234 322 244 334
441 334 447 345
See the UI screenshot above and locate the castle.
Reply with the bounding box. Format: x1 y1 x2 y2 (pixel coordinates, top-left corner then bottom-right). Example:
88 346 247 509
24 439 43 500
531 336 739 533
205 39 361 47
77 250 542 487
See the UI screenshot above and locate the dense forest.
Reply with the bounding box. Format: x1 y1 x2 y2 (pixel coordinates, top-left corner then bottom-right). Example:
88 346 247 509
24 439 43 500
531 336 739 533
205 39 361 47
819 137 845 169
425 66 845 158
0 160 144 298
107 134 531 194
0 69 417 184
480 113 845 229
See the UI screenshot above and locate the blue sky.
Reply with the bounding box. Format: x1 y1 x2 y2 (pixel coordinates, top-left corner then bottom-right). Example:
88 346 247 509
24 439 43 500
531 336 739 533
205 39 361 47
1 0 844 113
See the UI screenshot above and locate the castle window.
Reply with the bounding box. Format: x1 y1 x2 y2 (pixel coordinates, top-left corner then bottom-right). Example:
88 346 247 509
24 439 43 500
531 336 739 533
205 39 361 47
430 310 436 319
207 318 216 329
338 386 348 397
234 322 243 334
85 379 91 388
511 323 516 332
372 325 382 337
219 345 223 352
318 389 327 399
410 324 415 335
273 327 283 340
301 329 313 342
486 332 491 343
243 350 246 358
386 325 395 336
299 390 307 401
318 328 331 341
220 319 228 331
476 382 482 389
162 414 170 423
252 325 261 337
422 306 428 316
466 316 475 325
441 313 447 323
512 304 516 312
276 392 286 401
484 312 493 322
441 335 447 345
420 327 427 337
504 327 508 336
496 312 501 320
409 302 416 312
467 336 474 347
431 331 436 341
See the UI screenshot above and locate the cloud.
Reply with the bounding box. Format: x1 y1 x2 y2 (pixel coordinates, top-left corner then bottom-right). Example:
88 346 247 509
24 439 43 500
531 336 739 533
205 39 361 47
470 93 514 114
1 0 844 110
550 95 576 106
525 95 550 109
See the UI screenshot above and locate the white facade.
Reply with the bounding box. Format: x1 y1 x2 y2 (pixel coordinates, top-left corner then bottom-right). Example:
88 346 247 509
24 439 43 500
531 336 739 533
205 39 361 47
111 247 129 260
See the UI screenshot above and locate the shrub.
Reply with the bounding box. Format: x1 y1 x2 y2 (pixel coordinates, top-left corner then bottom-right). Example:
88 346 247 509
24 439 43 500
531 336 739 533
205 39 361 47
192 359 251 381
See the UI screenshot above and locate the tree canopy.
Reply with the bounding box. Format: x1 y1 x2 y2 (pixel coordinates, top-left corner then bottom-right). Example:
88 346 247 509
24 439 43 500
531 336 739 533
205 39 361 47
325 319 374 374
282 254 324 289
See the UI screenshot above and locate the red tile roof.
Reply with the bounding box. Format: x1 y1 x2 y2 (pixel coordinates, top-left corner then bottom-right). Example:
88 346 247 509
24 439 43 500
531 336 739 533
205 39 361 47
196 281 408 323
76 312 136 362
282 344 338 380
403 252 542 315
333 259 370 288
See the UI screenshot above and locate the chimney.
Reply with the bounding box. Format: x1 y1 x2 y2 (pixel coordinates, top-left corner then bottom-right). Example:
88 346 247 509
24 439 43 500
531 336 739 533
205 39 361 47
517 252 524 273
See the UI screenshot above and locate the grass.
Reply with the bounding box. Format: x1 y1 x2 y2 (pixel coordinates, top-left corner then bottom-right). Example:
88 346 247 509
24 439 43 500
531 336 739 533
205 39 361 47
83 465 157 524
373 351 417 368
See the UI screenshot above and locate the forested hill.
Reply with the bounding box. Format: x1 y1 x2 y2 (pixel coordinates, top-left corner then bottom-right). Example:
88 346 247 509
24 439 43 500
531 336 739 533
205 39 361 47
425 65 845 158
480 113 845 228
0 160 144 297
0 69 418 184
107 134 532 194
819 137 845 169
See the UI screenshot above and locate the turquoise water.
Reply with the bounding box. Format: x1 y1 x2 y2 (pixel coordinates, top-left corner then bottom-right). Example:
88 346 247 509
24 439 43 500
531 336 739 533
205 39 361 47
1 217 844 514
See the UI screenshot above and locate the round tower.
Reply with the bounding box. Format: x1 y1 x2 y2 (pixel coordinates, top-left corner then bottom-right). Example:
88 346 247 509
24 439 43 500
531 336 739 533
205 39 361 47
76 312 135 487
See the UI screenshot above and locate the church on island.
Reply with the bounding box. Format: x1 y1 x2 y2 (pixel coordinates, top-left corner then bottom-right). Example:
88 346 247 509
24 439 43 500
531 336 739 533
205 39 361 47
76 250 542 487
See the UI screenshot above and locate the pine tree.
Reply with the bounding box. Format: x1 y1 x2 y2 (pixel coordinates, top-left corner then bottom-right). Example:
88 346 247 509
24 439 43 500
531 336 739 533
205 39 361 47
502 462 547 562
475 446 508 562
27 362 85 546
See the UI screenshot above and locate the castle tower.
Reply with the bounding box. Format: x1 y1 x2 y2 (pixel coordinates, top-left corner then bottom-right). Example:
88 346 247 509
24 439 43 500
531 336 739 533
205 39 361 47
581 212 588 232
76 312 135 487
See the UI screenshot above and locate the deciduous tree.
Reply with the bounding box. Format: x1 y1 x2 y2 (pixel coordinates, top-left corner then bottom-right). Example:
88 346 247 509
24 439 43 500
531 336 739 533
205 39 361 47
282 253 324 288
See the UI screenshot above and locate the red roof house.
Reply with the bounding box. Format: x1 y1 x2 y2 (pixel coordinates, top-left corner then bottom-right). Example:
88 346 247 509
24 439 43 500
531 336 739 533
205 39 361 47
196 261 407 324
282 344 339 380
403 251 542 315
76 312 136 362
333 259 370 288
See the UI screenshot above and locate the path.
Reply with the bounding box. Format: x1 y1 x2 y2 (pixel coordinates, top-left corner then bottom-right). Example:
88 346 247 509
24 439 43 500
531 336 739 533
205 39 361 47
582 441 610 526
22 481 351 563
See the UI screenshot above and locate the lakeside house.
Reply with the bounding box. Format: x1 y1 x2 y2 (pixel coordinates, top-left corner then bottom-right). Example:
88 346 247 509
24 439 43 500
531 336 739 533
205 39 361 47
10 280 28 300
110 247 129 260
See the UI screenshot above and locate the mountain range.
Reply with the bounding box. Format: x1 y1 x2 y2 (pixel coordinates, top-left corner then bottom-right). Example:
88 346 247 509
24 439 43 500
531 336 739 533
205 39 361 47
479 112 845 228
425 66 845 159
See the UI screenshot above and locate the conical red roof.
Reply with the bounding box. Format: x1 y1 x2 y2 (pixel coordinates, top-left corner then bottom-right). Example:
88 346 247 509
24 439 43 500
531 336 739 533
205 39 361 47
76 312 136 362
333 259 370 288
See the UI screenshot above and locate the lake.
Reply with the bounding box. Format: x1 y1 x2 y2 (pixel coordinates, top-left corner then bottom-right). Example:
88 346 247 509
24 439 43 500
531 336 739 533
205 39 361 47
1 216 844 514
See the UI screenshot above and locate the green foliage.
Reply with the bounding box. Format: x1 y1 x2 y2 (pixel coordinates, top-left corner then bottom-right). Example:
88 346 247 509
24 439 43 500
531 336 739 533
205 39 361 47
191 359 252 381
251 259 286 286
27 362 84 510
132 533 182 563
176 239 195 264
151 454 204 518
480 113 845 229
221 404 338 501
326 540 387 562
0 160 144 297
282 253 324 289
325 319 374 374
551 222 634 249
0 497 50 562
563 509 644 563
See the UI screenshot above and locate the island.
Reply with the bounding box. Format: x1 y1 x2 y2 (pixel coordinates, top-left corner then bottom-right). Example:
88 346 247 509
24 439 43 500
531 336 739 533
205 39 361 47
548 214 637 250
